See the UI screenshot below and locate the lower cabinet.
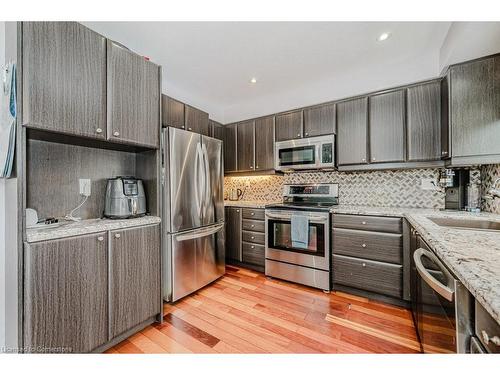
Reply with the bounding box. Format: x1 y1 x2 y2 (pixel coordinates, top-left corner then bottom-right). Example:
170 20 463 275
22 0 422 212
109 225 161 339
332 214 406 303
225 206 265 271
23 223 161 353
24 232 109 353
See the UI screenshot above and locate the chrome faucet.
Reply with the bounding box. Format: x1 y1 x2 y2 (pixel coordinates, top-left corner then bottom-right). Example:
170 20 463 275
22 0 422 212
486 178 500 199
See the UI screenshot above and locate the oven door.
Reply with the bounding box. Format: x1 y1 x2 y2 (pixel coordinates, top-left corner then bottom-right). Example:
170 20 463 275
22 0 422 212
265 209 329 271
414 247 457 353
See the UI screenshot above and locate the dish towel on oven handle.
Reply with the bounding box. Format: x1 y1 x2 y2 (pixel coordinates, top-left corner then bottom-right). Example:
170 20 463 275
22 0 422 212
1 62 16 178
291 214 309 249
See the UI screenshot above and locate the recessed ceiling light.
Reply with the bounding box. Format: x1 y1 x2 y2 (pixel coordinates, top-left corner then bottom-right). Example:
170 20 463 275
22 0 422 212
377 32 391 42
250 78 257 84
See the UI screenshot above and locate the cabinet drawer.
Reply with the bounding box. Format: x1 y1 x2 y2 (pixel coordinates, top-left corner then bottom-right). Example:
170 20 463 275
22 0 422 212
332 254 402 298
242 242 265 267
242 208 265 221
475 300 500 353
332 214 402 233
332 228 402 264
242 231 265 245
242 219 265 233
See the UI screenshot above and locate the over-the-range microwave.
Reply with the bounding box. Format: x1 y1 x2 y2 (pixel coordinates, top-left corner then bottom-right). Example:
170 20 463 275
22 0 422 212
274 134 335 171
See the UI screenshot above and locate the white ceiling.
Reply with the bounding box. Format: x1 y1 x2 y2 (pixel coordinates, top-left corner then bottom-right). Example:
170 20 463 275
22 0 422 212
83 22 452 123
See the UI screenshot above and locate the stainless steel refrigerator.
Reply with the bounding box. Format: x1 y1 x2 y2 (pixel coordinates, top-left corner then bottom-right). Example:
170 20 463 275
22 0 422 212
162 127 225 302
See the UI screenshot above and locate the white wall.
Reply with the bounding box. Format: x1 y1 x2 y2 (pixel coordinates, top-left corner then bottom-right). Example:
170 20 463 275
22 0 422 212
0 20 6 349
440 22 500 72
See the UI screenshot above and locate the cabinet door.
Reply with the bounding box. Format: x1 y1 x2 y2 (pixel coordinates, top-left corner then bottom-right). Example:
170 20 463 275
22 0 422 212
451 56 500 159
162 95 185 129
107 40 160 148
224 124 238 173
210 120 224 141
185 105 210 135
24 233 108 353
110 224 160 339
275 110 303 141
304 103 336 137
22 22 107 139
407 81 442 161
237 120 255 171
255 116 275 170
369 90 405 163
225 207 242 261
337 97 368 165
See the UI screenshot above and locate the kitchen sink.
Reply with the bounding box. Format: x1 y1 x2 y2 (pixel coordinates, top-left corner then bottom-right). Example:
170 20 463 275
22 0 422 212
427 217 500 232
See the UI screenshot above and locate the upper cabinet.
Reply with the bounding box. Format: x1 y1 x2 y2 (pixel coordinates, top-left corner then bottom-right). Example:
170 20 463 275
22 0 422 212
22 22 107 139
237 120 255 172
107 40 160 148
447 56 500 165
369 90 405 163
337 97 368 166
162 95 185 129
185 105 210 136
210 120 224 141
275 110 303 141
407 81 442 161
22 22 161 149
254 116 275 171
224 124 238 173
303 103 336 138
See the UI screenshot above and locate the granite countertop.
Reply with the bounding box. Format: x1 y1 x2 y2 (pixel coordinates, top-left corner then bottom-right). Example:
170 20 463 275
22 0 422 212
26 215 162 243
224 200 280 208
331 204 500 324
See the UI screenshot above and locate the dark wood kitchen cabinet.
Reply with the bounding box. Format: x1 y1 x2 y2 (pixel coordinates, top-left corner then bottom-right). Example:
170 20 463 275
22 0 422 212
407 81 442 161
337 97 368 166
369 90 405 163
185 104 210 136
210 120 224 141
162 95 185 129
275 110 303 141
225 207 242 262
23 232 108 353
109 224 161 339
254 116 275 170
224 124 238 173
448 56 500 165
237 120 255 171
22 22 107 140
303 103 336 137
107 40 160 148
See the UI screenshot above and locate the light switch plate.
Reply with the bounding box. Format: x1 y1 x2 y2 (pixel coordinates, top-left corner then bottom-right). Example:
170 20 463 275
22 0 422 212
79 178 91 196
421 178 439 191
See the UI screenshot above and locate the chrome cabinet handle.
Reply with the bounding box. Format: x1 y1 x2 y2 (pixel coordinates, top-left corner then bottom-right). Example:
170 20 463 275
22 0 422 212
362 243 367 248
181 125 185 129
362 158 366 162
250 165 253 169
115 233 121 239
251 245 255 249
251 224 255 228
362 263 366 267
361 221 367 225
372 158 376 161
256 166 259 169
297 133 301 138
113 131 120 137
96 128 103 134
251 212 255 216
305 132 309 136
97 236 104 242
414 248 455 302
236 209 240 212
188 127 193 131
481 330 500 347
251 236 255 240
441 151 448 155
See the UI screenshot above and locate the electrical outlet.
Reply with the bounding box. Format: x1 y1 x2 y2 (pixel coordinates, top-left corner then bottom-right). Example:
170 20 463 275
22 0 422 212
421 178 439 191
79 178 91 197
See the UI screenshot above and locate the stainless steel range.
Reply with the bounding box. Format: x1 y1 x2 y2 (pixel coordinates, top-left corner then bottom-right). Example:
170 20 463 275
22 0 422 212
265 183 338 291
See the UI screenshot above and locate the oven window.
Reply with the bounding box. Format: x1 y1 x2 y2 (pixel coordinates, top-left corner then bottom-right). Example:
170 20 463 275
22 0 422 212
278 146 315 166
268 220 324 255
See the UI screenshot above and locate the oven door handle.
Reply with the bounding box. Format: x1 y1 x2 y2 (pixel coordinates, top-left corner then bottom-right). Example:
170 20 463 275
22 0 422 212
413 248 455 302
265 213 328 222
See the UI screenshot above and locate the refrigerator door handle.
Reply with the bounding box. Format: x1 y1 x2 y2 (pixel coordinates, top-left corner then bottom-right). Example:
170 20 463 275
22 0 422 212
202 142 211 210
175 223 224 242
195 142 203 218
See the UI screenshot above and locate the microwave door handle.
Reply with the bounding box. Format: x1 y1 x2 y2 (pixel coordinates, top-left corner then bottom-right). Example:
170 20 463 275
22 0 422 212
413 248 455 302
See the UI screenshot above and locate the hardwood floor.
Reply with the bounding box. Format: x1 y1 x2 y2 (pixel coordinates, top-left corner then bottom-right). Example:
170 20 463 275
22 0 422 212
106 265 421 354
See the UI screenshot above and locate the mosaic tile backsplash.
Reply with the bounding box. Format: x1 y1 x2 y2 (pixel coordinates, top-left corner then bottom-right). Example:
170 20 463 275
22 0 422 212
481 164 500 214
225 168 446 209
